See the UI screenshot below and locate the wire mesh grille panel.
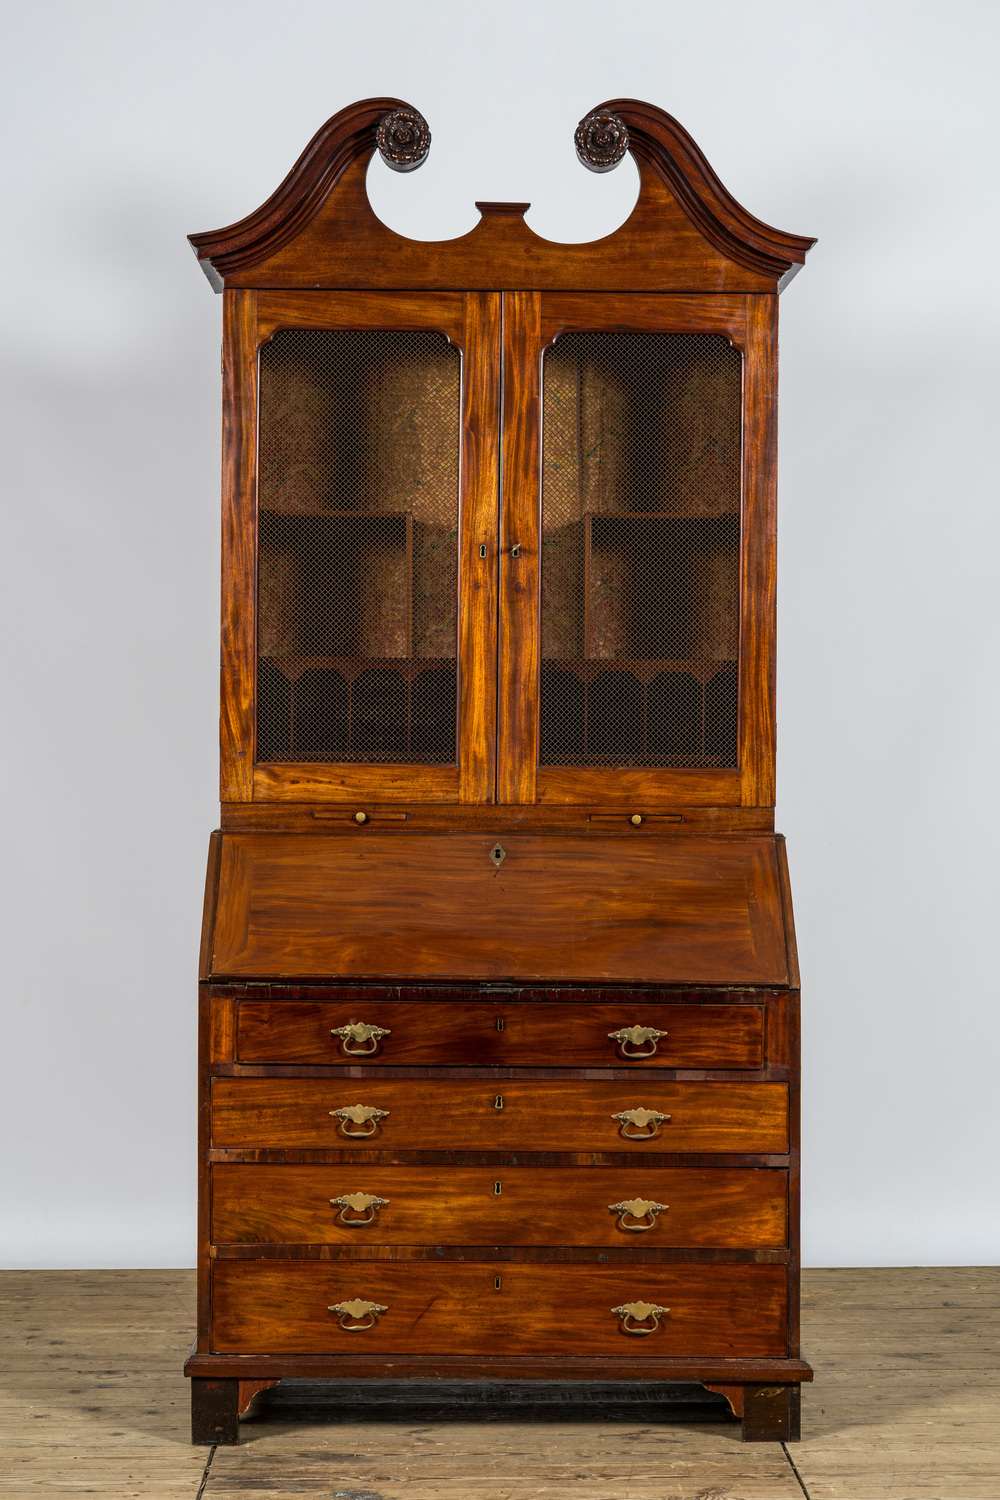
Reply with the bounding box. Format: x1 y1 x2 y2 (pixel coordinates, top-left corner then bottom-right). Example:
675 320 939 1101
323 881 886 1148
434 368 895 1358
256 329 460 763
541 332 742 767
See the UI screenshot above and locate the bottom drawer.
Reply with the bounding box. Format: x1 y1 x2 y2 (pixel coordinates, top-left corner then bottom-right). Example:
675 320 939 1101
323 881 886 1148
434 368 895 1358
211 1260 787 1357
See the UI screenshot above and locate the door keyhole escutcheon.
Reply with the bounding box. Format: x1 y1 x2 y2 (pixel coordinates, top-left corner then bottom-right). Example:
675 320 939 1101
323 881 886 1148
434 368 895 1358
489 843 506 867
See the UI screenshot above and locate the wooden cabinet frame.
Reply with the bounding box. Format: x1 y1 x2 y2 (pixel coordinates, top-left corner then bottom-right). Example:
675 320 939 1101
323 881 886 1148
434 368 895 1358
221 289 501 805
500 291 776 807
222 286 777 810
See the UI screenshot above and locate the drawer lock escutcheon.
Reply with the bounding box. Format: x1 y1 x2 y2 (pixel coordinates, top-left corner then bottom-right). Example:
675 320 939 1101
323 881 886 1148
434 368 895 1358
612 1107 671 1140
331 1192 390 1226
608 1025 669 1059
330 1022 391 1056
609 1197 668 1232
613 1300 668 1336
329 1298 388 1332
330 1105 390 1138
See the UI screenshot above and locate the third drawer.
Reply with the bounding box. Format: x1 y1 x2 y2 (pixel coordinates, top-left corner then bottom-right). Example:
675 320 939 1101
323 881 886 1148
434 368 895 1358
212 1164 788 1246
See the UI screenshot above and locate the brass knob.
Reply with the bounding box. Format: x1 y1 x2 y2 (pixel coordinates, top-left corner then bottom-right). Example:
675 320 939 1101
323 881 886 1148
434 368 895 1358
612 1107 671 1140
630 814 643 826
612 1300 668 1336
330 1105 390 1138
355 811 368 824
608 1026 668 1059
331 1022 391 1056
331 1192 390 1226
609 1198 667 1232
328 1298 388 1331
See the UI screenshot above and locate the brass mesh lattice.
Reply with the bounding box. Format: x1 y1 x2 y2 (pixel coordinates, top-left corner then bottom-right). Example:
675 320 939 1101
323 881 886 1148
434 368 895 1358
256 329 460 764
541 332 742 767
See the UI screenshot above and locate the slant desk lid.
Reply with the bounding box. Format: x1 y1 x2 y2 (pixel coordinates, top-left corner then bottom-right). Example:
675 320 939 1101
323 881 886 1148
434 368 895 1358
206 833 792 986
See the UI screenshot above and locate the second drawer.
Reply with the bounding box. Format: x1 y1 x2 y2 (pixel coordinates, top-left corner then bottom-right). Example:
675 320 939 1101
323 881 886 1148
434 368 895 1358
212 1079 788 1153
212 1164 788 1246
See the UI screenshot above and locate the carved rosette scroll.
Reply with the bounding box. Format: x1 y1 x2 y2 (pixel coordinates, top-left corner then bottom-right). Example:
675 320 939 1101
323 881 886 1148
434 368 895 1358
574 111 629 173
377 108 431 172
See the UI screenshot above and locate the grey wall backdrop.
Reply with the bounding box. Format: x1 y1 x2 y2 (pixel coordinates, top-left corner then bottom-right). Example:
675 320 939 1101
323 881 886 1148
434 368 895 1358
2 0 998 1268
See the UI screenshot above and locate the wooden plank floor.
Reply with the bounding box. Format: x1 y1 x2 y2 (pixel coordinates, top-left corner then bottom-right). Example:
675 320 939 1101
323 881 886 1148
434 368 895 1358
0 1268 997 1498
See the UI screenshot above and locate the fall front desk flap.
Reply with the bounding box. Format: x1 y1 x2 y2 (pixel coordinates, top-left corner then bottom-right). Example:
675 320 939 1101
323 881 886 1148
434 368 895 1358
206 833 791 985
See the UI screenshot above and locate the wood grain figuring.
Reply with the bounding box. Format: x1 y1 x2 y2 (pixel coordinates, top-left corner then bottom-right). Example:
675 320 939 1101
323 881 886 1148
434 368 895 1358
252 762 460 803
235 999 765 1067
223 158 779 295
210 1078 788 1153
539 774 743 810
208 833 790 983
209 994 236 1067
255 290 465 347
219 801 776 834
198 832 223 981
535 765 742 808
459 292 501 803
196 989 213 1353
211 1164 788 1247
498 292 541 803
775 834 800 990
739 294 778 807
539 292 748 350
211 1260 788 1357
219 290 257 802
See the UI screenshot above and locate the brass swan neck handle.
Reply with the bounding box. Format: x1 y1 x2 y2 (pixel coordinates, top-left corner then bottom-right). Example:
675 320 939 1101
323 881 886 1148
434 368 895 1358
329 1298 388 1331
609 1197 667 1232
331 1022 391 1056
331 1192 390 1226
612 1300 668 1335
612 1107 671 1140
330 1105 390 1138
608 1026 668 1059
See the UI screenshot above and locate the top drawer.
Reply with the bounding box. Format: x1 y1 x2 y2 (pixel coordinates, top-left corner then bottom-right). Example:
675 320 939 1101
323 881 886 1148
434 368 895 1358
236 1000 764 1069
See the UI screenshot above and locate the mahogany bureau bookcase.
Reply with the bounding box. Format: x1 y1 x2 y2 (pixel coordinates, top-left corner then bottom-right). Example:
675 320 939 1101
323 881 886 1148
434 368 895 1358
185 97 815 1444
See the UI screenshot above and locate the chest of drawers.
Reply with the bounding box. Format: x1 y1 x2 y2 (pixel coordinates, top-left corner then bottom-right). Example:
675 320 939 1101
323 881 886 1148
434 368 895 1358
186 828 809 1443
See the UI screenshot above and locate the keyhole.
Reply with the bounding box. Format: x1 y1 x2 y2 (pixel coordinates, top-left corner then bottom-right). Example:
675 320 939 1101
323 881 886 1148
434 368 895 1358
479 542 487 559
494 1180 502 1195
510 542 521 558
489 843 506 867
494 1275 502 1290
495 1094 504 1110
496 1017 505 1032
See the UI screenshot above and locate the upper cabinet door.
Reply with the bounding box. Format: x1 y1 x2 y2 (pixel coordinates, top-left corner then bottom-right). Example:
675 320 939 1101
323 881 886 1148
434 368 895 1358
221 290 500 804
499 293 777 809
